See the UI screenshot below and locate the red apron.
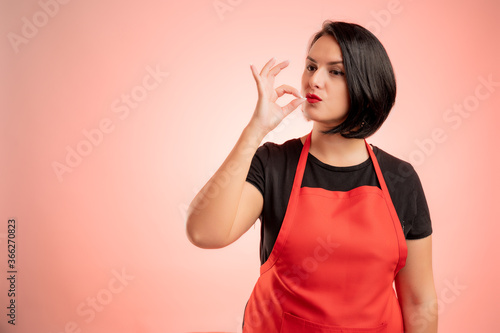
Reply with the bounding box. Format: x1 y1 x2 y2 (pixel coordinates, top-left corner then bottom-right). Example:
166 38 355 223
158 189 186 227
242 131 408 332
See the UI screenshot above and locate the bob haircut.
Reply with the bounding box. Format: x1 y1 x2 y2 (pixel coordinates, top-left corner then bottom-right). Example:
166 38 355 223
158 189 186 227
308 21 397 138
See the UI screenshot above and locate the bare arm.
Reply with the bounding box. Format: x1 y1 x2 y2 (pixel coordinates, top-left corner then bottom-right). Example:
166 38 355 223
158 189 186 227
185 58 306 249
395 235 438 332
185 124 266 249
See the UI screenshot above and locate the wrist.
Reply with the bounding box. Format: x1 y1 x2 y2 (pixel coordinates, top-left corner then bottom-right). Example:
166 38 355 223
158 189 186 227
244 121 268 142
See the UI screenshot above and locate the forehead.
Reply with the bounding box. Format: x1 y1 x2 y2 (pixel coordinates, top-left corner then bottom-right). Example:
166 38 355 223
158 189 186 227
308 34 343 62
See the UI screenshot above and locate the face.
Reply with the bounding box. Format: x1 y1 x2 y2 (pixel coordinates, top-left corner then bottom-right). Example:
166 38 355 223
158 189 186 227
301 35 350 129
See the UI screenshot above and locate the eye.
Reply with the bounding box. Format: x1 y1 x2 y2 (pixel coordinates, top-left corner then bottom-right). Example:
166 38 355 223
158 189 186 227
306 65 316 72
306 64 345 76
330 70 345 76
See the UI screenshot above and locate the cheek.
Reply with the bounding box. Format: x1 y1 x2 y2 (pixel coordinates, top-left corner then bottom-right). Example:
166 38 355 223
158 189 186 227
333 84 350 103
342 86 350 105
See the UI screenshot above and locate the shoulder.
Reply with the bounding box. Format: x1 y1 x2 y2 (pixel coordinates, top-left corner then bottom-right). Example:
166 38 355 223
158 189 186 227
370 145 433 239
248 137 302 198
372 145 414 174
259 137 302 152
254 137 302 167
371 145 421 191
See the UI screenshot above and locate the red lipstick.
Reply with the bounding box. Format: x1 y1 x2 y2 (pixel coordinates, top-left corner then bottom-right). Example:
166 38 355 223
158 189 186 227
306 93 322 103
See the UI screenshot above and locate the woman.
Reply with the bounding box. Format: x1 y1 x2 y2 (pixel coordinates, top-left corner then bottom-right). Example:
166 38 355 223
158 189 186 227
186 21 438 333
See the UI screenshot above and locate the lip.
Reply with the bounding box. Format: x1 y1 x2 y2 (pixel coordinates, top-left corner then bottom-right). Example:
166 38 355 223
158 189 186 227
306 93 322 103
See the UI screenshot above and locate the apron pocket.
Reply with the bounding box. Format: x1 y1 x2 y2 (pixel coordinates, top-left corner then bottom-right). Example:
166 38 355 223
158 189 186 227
280 312 388 333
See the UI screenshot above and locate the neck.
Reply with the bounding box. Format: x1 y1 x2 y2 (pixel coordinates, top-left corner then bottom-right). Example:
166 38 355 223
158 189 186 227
303 123 370 167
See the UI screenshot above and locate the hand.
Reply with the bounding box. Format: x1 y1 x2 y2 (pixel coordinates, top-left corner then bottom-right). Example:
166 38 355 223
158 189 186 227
248 57 306 136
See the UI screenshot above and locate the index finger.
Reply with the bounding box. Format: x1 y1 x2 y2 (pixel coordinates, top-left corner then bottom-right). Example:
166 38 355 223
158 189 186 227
260 57 277 76
268 59 290 77
276 84 304 99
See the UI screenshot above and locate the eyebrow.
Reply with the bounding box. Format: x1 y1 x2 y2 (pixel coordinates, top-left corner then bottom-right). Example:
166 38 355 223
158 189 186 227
307 56 343 65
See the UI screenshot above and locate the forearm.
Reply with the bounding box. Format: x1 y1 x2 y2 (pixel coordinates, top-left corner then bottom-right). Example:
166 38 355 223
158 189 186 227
400 298 438 333
186 123 266 247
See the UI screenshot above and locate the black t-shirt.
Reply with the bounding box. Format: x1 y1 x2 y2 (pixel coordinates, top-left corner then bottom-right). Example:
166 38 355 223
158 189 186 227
245 137 432 266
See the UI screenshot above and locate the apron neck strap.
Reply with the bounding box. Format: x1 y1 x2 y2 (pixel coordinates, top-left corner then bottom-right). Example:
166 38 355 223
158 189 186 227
293 130 407 273
298 130 390 198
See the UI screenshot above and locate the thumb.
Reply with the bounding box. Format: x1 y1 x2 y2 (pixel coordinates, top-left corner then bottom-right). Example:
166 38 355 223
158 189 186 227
281 97 306 116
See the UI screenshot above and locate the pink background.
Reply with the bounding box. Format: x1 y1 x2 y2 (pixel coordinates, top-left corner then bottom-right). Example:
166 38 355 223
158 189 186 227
1 0 499 332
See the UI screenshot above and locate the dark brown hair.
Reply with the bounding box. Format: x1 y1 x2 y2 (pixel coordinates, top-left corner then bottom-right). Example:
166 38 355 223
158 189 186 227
309 21 397 138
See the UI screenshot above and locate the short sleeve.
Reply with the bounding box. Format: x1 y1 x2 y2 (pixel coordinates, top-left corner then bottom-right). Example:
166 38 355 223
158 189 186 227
406 168 433 240
374 147 433 240
245 143 270 197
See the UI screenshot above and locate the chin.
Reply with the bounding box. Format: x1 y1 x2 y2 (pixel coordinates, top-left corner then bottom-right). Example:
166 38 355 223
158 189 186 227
302 110 339 124
301 109 310 121
304 104 348 122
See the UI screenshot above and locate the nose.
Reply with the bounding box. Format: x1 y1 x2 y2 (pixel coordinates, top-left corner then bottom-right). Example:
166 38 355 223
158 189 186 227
309 68 324 89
